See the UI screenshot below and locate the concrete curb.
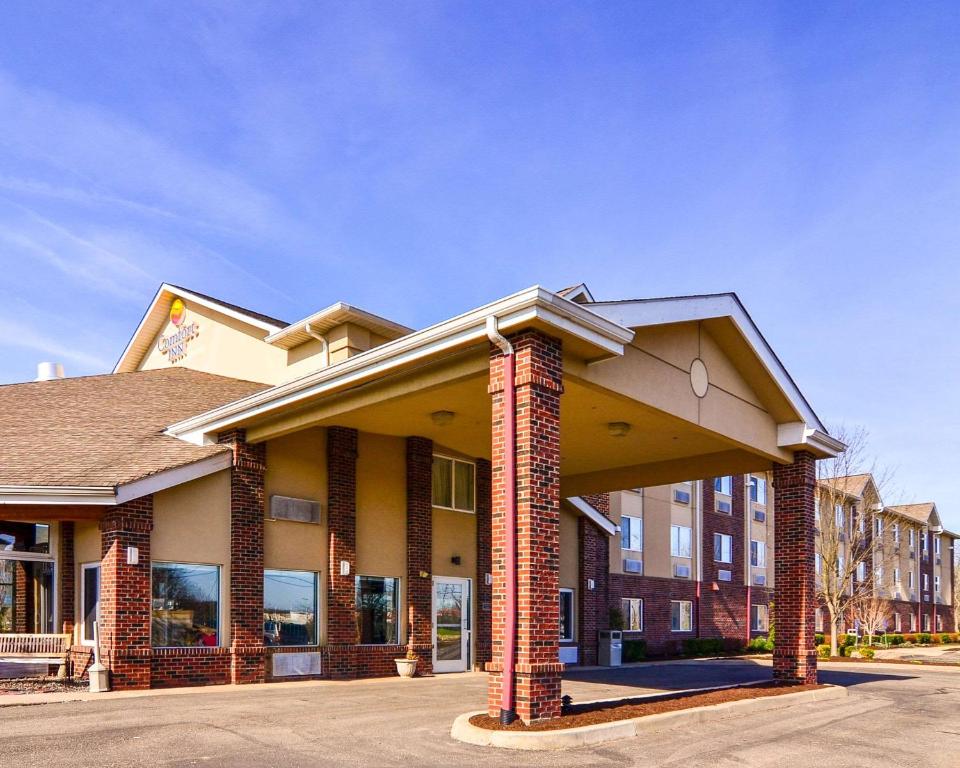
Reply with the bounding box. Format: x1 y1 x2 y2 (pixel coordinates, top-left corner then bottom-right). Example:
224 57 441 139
450 684 848 751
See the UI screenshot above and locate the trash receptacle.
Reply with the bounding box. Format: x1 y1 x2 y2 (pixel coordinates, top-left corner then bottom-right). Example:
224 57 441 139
598 630 622 666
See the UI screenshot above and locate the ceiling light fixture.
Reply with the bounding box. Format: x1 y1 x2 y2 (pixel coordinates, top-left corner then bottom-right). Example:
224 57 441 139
430 410 456 426
607 421 631 437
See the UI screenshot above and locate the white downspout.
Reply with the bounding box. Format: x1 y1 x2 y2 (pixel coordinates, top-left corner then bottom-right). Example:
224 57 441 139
304 322 330 367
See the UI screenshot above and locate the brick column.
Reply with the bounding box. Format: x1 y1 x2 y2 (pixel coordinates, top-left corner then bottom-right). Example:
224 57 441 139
100 496 153 690
327 426 359 679
487 330 564 723
772 451 818 684
13 560 28 633
475 458 493 668
60 521 76 635
218 429 267 684
578 515 609 666
406 436 434 673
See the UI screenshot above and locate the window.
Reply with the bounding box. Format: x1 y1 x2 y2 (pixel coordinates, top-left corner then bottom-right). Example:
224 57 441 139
356 576 399 644
815 608 824 632
838 554 844 576
714 476 732 495
934 537 941 556
934 575 941 594
671 600 693 632
264 570 319 646
0 561 12 632
894 567 900 584
910 613 917 632
432 456 475 512
713 533 732 564
621 598 643 631
559 589 574 642
923 614 931 632
750 539 766 568
815 553 822 574
908 571 915 589
621 515 643 553
922 573 929 591
718 569 732 581
835 504 844 527
814 499 820 521
671 525 692 558
937 614 943 632
750 604 768 632
151 563 220 648
875 518 883 537
894 613 902 632
922 532 928 553
893 524 900 544
875 566 883 585
857 562 867 582
858 514 865 534
749 476 767 505
909 529 915 547
80 564 100 645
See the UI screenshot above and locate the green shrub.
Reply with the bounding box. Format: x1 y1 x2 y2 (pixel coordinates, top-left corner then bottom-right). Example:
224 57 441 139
883 633 905 646
623 639 647 662
938 633 952 645
745 636 774 654
608 607 625 631
918 633 932 645
682 638 725 657
816 644 831 659
815 633 825 646
858 647 875 659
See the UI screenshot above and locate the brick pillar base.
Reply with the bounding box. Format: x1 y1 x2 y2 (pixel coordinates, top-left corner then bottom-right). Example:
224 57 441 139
487 331 564 723
100 497 153 690
327 427 359 679
773 451 818 684
218 429 267 685
406 436 434 675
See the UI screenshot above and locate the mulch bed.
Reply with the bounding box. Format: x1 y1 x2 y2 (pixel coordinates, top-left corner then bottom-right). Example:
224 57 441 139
470 681 824 731
821 656 960 667
0 677 88 695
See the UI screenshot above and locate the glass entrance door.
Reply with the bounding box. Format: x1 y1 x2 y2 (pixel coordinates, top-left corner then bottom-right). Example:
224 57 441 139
432 577 470 673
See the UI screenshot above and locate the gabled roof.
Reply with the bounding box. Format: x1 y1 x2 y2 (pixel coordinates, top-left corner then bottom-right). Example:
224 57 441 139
886 503 942 530
819 474 875 500
114 283 289 373
265 302 412 350
556 283 595 304
0 368 267 501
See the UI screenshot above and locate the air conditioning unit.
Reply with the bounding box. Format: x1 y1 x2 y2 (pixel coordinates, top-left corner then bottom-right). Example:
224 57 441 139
718 569 732 582
674 564 691 578
673 489 691 505
270 495 322 524
752 574 767 586
753 509 766 523
909 551 915 559
623 558 643 574
895 592 901 600
717 501 731 514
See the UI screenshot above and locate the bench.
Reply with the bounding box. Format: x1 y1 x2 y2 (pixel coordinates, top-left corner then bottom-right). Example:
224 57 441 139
0 633 71 679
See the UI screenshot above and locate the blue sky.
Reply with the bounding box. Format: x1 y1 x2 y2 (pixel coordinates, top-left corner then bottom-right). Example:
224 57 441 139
0 3 957 529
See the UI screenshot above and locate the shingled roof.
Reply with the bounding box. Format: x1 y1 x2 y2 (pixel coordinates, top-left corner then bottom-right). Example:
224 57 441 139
0 368 268 489
886 503 939 526
819 473 874 499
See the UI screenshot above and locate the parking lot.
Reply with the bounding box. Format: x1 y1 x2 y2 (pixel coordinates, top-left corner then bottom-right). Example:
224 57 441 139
1 659 958 767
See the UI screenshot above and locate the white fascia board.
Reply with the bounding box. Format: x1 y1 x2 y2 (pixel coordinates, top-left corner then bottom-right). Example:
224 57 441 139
113 284 167 373
565 496 618 536
0 486 116 505
167 286 634 444
265 302 413 347
589 295 828 434
115 451 234 504
777 422 845 458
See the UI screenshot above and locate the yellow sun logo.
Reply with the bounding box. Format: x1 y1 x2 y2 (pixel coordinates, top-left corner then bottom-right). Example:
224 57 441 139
170 298 186 326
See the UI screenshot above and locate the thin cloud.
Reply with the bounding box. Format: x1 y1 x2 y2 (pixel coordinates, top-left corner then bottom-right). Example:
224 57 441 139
0 315 112 371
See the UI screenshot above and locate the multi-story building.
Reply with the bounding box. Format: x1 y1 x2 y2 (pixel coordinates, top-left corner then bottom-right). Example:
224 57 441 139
813 474 957 636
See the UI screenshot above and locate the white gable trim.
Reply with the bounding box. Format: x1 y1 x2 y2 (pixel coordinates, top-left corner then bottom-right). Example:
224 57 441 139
565 496 618 536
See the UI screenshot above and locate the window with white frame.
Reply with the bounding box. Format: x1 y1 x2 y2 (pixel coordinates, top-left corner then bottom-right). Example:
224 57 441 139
815 608 824 632
924 614 931 632
621 598 643 631
838 554 844 577
858 513 865 534
908 571 915 589
910 613 917 632
875 517 883 537
893 524 899 544
750 539 765 568
749 476 767 505
714 476 732 495
875 566 883 585
835 504 844 527
815 553 822 574
937 614 943 632
432 455 476 512
750 603 768 632
559 589 574 642
671 600 693 632
713 533 732 564
621 515 642 553
857 561 867 582
934 537 941 556
934 575 940 594
894 613 902 632
894 567 900 584
80 563 100 645
671 525 692 558
922 531 928 553
814 499 820 521
923 573 929 591
909 528 915 547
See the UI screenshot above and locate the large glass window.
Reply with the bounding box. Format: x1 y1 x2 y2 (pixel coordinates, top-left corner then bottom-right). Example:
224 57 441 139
671 600 693 632
559 589 574 642
671 525 692 558
749 476 767 505
356 575 399 644
714 476 732 495
750 539 766 567
264 570 318 646
751 604 769 632
81 564 100 644
622 598 643 631
713 533 732 564
0 559 13 632
151 563 220 648
621 515 642 552
432 456 475 512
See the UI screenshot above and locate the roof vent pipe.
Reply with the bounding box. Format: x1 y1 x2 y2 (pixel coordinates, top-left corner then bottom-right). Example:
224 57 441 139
304 323 330 367
36 362 65 381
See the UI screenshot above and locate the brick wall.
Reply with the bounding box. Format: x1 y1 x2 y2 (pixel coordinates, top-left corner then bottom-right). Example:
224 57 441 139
475 458 493 668
218 429 267 685
327 426 359 679
609 573 699 655
99 496 153 690
406 436 434 674
13 560 27 633
577 515 609 665
772 452 818 684
151 648 232 688
487 331 565 723
60 521 75 635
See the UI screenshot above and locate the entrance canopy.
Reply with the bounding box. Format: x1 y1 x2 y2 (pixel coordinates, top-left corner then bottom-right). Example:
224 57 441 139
167 287 842 490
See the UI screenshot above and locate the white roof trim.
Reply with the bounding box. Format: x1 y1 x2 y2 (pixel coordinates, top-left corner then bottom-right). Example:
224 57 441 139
589 295 830 437
166 286 634 444
114 283 286 373
0 452 233 506
264 302 413 349
777 423 845 457
565 496 618 536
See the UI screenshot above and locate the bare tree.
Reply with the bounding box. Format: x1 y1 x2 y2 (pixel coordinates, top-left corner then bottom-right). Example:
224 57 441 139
953 556 960 633
853 593 892 645
816 426 894 657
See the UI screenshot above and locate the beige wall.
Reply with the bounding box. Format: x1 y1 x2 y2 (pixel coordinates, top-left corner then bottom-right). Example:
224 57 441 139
559 507 579 590
432 509 476 579
608 490 643 576
152 470 233 645
644 484 674 579
71 520 101 643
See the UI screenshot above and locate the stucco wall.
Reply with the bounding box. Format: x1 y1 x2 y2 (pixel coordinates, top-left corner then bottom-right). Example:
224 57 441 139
559 506 579 590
